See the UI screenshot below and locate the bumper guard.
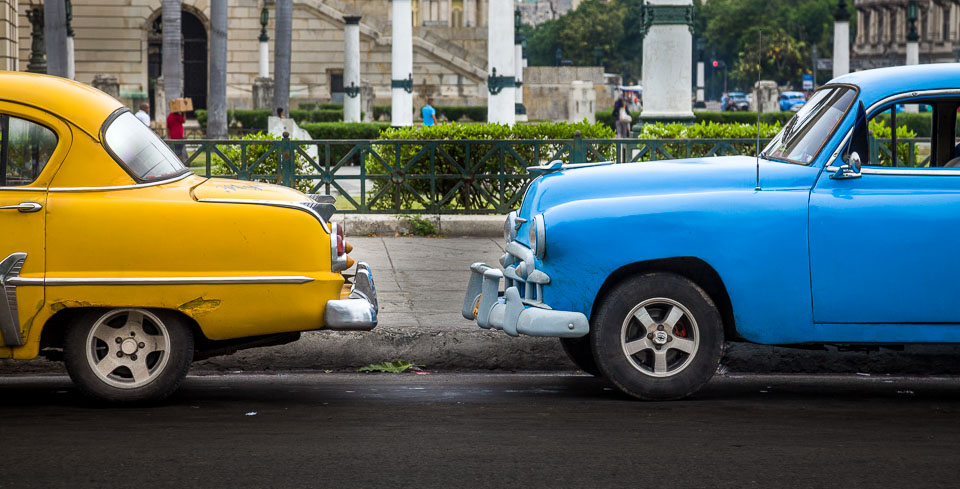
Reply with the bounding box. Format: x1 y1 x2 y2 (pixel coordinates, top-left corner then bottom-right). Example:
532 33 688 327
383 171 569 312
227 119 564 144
324 262 378 331
461 263 588 338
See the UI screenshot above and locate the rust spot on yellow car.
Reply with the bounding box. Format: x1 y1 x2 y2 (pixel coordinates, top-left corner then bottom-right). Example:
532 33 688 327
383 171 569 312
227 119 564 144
50 300 93 313
178 297 222 315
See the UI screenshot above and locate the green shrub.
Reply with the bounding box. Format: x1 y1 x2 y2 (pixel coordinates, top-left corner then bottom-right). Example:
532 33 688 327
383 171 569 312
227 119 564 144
435 106 486 122
206 131 313 193
364 120 614 211
596 109 616 130
400 215 439 236
868 118 918 166
374 105 392 120
298 102 318 111
636 121 782 159
301 122 390 139
231 109 273 130
694 111 794 126
873 112 932 138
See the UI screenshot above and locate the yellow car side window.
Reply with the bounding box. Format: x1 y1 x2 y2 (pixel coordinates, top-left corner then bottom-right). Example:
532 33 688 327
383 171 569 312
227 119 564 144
0 114 58 187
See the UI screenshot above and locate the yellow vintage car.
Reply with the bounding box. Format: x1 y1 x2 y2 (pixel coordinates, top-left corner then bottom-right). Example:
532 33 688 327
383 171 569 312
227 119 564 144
0 72 378 402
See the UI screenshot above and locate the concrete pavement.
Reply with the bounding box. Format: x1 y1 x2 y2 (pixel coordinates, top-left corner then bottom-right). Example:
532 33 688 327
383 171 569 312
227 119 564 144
3 236 960 375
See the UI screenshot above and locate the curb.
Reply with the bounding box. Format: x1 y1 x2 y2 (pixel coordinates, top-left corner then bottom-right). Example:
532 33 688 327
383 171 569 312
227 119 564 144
334 213 504 238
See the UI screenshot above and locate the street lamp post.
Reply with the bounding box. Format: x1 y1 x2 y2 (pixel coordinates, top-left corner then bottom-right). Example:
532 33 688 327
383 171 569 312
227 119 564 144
258 5 270 78
515 8 527 122
26 7 45 74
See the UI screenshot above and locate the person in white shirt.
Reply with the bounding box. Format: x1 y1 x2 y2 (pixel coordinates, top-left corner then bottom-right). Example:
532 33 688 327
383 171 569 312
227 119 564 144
134 103 151 127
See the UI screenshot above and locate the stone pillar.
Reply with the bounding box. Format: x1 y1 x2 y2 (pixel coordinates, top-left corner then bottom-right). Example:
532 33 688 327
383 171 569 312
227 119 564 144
92 74 120 99
638 0 694 124
252 77 274 110
343 16 362 123
487 0 515 125
833 0 850 79
568 80 596 123
65 0 74 79
44 0 67 77
464 0 476 26
391 0 414 126
361 80 375 122
752 80 778 113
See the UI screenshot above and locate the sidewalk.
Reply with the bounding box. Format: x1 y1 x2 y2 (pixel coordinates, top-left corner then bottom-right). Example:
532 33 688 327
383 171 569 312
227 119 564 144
4 236 960 375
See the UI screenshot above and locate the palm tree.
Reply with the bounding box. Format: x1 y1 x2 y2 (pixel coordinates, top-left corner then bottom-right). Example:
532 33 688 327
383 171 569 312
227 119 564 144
273 0 292 116
43 0 68 77
162 0 182 110
208 0 228 138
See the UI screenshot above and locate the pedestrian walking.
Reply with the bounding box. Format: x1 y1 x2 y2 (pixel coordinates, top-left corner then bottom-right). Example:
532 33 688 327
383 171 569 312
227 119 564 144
613 96 631 139
135 103 151 127
422 98 437 127
166 110 186 161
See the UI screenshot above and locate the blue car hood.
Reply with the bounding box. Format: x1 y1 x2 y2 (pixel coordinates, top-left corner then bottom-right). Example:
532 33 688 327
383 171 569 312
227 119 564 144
520 156 820 218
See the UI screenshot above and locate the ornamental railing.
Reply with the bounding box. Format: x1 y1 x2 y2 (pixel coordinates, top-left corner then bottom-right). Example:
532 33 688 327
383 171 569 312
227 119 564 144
165 134 929 214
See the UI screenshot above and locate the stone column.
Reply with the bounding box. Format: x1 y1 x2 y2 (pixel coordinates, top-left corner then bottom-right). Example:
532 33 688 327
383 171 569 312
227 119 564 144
464 0 476 26
65 0 74 79
391 0 414 126
343 16 362 123
487 0 515 125
361 80 375 122
43 0 67 77
638 0 694 124
833 0 850 79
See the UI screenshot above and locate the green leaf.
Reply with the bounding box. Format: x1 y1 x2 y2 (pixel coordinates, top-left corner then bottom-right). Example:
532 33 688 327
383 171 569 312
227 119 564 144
357 361 424 373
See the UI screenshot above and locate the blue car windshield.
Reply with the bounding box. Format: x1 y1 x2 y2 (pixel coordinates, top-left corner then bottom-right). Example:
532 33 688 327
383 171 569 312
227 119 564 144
763 86 856 165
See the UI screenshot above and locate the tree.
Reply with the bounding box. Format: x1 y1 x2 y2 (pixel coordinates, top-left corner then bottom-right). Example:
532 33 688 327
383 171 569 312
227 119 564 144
162 0 182 109
208 0 228 138
273 0 292 117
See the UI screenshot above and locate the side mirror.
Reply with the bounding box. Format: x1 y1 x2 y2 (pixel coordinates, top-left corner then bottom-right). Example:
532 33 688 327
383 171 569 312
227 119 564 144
832 151 862 179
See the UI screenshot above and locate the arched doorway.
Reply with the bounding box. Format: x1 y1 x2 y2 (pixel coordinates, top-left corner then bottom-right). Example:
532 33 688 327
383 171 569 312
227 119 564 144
147 9 207 118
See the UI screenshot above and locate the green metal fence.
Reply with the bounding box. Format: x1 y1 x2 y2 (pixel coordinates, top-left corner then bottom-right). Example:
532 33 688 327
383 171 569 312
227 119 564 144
166 134 929 214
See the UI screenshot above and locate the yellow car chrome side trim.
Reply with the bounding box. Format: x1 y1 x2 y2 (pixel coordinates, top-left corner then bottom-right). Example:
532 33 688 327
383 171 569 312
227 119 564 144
47 172 194 192
8 276 315 286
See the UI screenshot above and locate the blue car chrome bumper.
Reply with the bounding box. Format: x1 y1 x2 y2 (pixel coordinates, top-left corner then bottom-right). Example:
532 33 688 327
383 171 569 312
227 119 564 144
461 263 588 338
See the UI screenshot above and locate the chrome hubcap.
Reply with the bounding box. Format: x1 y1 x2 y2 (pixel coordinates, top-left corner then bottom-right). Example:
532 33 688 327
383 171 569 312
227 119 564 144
620 298 700 378
85 309 170 389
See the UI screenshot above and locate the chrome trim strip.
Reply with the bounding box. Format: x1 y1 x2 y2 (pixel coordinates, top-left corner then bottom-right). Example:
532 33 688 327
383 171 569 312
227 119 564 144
828 88 960 169
0 253 27 346
197 198 332 233
825 166 960 176
7 275 314 286
47 172 193 192
0 187 45 192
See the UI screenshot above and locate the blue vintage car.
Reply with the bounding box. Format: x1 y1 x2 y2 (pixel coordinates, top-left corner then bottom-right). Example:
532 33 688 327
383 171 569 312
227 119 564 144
462 63 960 400
778 90 807 111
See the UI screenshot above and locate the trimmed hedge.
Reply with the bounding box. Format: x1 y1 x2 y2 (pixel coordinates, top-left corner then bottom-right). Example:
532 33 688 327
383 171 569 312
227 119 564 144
872 112 932 138
596 110 794 131
365 120 614 211
301 122 390 139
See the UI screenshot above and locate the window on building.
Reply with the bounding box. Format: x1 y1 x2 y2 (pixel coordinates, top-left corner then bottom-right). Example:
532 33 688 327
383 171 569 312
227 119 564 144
0 114 58 187
329 71 344 104
943 5 951 41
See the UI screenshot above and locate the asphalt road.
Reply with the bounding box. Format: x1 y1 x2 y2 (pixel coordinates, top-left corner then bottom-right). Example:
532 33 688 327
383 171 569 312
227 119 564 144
1 372 958 489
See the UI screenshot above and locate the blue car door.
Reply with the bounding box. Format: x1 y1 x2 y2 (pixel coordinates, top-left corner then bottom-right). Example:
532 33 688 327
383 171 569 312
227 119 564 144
809 103 960 329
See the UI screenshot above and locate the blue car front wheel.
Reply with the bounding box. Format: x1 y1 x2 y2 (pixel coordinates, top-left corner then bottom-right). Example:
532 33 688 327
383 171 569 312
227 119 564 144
591 272 724 400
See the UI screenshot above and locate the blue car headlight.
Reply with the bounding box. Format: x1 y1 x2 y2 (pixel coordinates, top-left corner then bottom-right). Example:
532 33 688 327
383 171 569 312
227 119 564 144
529 214 546 259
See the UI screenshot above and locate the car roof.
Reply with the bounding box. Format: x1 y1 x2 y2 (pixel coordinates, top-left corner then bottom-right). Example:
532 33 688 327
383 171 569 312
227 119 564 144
827 63 960 109
729 92 746 96
0 71 124 140
781 91 805 97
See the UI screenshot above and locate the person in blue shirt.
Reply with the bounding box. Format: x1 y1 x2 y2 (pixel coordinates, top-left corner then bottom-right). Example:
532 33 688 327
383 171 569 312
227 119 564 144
422 98 437 126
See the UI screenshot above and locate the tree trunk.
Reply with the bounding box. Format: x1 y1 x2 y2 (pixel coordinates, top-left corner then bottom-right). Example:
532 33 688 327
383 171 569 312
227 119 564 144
208 0 228 138
43 0 68 77
273 0 292 116
162 0 182 113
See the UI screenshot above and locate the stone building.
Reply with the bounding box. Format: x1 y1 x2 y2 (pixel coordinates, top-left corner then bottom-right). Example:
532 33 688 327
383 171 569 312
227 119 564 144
517 0 581 27
9 0 502 113
853 0 960 68
0 0 16 71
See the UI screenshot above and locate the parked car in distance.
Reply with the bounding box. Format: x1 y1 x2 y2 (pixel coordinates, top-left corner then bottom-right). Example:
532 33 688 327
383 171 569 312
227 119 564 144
779 91 807 111
726 92 750 111
0 73 378 403
462 63 960 400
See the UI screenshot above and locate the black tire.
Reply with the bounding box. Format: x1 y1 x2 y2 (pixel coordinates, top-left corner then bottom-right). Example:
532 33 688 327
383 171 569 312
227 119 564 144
64 308 194 403
590 273 724 400
559 336 601 376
